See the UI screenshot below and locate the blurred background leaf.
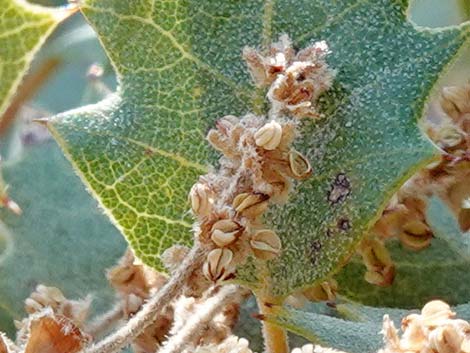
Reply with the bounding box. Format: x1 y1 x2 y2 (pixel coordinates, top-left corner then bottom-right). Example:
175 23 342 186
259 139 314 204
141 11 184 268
0 140 126 336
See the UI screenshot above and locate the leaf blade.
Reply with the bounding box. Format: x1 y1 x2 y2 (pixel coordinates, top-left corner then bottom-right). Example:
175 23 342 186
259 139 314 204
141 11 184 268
48 0 470 296
0 0 70 118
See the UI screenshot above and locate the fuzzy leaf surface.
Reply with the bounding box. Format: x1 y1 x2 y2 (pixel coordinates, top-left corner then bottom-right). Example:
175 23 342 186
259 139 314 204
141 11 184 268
0 0 67 117
48 0 470 296
336 197 470 308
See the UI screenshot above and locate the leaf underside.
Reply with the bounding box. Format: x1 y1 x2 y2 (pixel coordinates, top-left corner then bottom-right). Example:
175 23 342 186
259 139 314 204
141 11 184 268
0 0 65 117
48 0 470 296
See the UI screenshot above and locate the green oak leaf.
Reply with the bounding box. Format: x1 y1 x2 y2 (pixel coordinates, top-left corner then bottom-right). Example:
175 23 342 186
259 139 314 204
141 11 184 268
336 197 470 308
0 141 126 336
47 0 470 296
0 0 71 117
266 300 470 353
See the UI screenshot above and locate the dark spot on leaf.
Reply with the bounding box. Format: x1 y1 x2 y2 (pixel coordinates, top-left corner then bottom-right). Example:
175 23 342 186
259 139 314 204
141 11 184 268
337 217 351 232
311 240 322 251
327 173 351 205
308 240 322 266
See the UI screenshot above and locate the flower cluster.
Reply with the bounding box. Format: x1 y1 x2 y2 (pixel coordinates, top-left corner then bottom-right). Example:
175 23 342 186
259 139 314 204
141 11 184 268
380 300 470 353
108 249 242 352
188 35 334 282
362 83 470 287
18 285 91 331
244 34 334 118
439 83 470 153
372 174 434 252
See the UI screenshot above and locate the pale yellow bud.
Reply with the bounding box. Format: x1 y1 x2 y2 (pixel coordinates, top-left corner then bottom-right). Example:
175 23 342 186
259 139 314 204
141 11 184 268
210 219 243 247
232 192 269 218
217 115 239 131
26 285 66 314
441 84 470 121
399 220 432 251
288 149 312 179
429 324 463 353
254 121 283 150
360 238 393 271
25 298 43 314
203 248 234 282
421 300 455 327
250 229 282 260
37 285 66 303
461 336 470 353
189 183 213 217
364 265 395 287
400 317 427 351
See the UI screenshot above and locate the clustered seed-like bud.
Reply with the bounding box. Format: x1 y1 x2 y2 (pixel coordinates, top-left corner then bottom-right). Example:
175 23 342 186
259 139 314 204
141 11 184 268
288 149 313 179
203 248 235 282
440 84 470 124
211 219 244 247
379 300 470 353
370 83 470 274
244 35 334 119
372 173 434 252
367 82 470 277
243 34 295 87
20 285 91 330
232 193 269 218
358 238 395 287
190 35 334 283
190 182 214 217
249 229 282 260
254 120 283 150
267 42 334 119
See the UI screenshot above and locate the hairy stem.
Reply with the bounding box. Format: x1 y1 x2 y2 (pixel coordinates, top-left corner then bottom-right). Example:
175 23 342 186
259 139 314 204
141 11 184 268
257 296 288 353
160 285 240 353
84 244 207 353
86 302 124 339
